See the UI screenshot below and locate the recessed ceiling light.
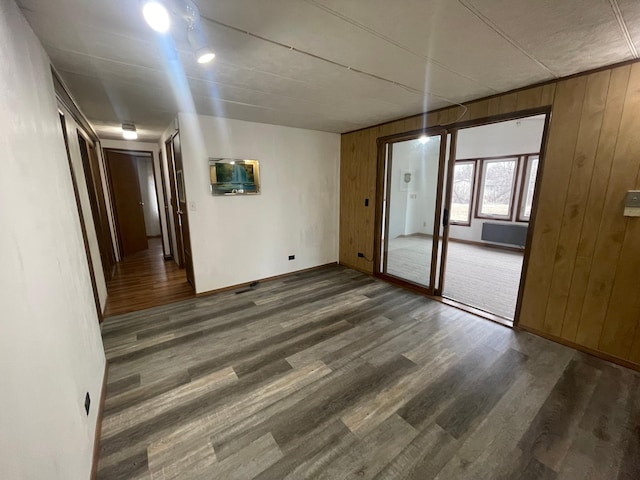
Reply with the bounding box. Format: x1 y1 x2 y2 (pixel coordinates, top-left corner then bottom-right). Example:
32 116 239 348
197 48 216 64
122 123 138 140
143 1 170 33
418 135 430 144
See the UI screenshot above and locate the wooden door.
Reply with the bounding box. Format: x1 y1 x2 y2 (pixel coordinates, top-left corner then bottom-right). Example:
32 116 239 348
172 133 195 286
106 150 148 257
77 134 115 280
166 138 185 267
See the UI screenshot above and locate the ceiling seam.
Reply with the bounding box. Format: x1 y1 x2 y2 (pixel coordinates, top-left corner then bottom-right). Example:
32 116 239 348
456 0 558 78
608 0 639 58
199 14 472 113
301 0 496 92
48 45 421 112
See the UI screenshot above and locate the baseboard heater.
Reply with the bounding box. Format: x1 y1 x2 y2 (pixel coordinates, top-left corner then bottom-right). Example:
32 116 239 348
481 222 527 248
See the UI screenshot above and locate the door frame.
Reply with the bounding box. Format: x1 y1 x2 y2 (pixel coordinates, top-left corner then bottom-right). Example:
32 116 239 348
373 106 553 327
157 150 174 260
76 131 116 281
373 127 449 296
59 111 103 323
103 148 161 259
165 135 185 268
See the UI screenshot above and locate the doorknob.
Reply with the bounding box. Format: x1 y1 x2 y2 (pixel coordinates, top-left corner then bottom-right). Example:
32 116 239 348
177 210 184 215
139 201 145 206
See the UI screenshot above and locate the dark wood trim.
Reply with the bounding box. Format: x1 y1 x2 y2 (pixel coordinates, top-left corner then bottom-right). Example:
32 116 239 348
77 132 115 282
516 154 540 223
448 237 525 253
149 152 166 257
382 142 393 275
342 59 639 136
90 364 108 480
517 324 640 372
437 130 458 295
448 159 476 227
513 112 553 327
373 139 386 275
474 156 520 222
101 147 153 157
429 131 448 291
165 138 184 268
195 263 339 297
157 150 174 259
59 112 103 322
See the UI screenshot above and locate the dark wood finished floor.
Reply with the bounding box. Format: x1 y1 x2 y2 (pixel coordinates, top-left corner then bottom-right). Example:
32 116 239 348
104 238 195 317
98 265 640 479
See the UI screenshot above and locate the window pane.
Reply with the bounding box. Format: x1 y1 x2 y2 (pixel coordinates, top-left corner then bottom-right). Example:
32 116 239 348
451 162 474 223
521 157 539 220
480 159 516 217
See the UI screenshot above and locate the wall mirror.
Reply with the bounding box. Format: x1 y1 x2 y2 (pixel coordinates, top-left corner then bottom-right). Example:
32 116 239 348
209 158 260 196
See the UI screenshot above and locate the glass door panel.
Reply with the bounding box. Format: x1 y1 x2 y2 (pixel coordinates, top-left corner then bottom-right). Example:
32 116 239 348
382 133 444 291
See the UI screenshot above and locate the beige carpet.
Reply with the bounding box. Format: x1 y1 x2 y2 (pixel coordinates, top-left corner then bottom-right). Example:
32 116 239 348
386 236 523 320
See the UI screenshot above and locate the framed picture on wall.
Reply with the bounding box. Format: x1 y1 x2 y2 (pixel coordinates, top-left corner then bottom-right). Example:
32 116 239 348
209 158 260 195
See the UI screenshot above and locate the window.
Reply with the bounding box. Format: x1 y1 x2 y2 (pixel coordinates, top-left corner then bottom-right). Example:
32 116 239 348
518 155 539 221
450 161 476 225
477 157 518 220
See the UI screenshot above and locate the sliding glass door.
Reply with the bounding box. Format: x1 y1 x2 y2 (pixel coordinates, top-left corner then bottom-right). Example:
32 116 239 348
378 131 447 294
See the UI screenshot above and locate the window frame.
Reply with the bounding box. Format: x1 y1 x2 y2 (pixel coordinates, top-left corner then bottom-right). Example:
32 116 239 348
475 156 520 222
449 159 477 227
517 154 540 223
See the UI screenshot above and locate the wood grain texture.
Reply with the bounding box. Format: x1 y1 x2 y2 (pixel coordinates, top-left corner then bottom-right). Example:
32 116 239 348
339 62 640 368
104 238 194 317
97 266 640 479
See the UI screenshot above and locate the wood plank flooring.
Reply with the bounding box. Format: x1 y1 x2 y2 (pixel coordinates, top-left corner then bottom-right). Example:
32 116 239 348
97 265 640 479
104 238 195 317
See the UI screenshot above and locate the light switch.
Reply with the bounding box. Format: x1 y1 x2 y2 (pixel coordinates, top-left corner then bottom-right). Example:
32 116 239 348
624 190 640 217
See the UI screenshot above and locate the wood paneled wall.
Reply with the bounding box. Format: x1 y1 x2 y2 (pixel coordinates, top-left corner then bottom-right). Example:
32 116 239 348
340 63 640 368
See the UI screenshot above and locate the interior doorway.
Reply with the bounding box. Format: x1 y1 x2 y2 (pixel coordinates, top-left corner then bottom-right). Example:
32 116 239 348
376 111 550 325
105 149 162 258
102 147 194 315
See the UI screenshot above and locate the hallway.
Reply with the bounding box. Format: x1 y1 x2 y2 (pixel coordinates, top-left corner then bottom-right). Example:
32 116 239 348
104 238 195 317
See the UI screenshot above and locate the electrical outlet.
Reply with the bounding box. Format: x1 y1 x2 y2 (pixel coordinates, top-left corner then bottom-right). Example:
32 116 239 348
364 198 369 207
288 255 295 260
358 252 365 258
84 392 90 416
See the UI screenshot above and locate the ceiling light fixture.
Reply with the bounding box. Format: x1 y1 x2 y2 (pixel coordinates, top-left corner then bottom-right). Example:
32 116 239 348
418 135 430 144
122 123 138 140
196 47 216 64
186 10 215 65
143 1 171 33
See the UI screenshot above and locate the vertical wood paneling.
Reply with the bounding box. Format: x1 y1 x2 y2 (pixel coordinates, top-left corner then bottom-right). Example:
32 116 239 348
543 71 611 336
519 77 588 331
560 66 631 341
575 63 640 350
339 67 640 368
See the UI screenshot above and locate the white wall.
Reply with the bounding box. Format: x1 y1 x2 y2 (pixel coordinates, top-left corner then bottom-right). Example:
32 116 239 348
0 1 106 478
449 116 545 246
136 157 161 237
100 139 169 258
388 139 441 239
178 113 340 293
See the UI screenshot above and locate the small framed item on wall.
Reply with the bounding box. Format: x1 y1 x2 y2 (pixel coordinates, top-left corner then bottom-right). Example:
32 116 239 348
209 158 260 196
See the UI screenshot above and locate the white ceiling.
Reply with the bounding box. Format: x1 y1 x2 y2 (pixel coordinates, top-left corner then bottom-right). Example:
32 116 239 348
16 0 640 141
